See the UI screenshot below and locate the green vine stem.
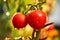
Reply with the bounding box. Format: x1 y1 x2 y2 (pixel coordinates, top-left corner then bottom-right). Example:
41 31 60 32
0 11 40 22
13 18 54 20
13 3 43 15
32 29 35 39
31 29 36 40
24 5 32 15
35 30 40 40
24 5 36 15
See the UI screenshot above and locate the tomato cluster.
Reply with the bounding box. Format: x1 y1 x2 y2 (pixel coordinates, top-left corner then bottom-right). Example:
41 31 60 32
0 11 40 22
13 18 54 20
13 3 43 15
12 10 47 30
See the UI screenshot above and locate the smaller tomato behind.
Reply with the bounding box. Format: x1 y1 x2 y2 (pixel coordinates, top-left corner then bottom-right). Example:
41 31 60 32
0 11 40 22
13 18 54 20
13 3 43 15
44 23 58 38
47 29 58 38
12 13 27 29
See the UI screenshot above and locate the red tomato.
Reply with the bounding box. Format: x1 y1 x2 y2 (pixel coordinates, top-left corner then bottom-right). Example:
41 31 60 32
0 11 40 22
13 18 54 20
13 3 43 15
12 13 27 29
27 10 47 30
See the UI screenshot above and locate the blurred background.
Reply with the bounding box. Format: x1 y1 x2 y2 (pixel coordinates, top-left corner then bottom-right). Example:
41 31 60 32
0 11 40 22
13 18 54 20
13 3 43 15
49 0 60 29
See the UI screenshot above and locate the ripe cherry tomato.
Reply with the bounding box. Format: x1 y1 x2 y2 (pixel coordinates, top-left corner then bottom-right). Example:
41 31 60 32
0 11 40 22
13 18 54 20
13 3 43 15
27 10 47 30
12 13 27 29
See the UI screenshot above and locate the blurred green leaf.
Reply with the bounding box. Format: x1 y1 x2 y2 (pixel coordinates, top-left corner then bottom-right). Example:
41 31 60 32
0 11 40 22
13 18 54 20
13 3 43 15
0 19 12 39
18 0 26 13
0 0 3 5
6 0 19 19
54 37 59 40
12 28 19 38
24 0 34 5
8 19 19 38
39 0 46 3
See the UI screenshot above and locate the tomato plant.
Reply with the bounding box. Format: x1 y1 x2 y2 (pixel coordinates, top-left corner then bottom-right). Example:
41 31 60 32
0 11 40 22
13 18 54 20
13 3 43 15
12 13 27 29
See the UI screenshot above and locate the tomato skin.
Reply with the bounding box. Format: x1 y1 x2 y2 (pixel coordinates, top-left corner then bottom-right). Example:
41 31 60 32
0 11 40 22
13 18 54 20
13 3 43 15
12 13 27 29
27 10 46 30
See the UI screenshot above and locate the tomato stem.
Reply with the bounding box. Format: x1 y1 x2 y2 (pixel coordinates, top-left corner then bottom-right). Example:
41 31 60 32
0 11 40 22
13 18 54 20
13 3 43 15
35 30 40 40
24 5 33 15
32 29 35 39
43 22 54 28
31 29 36 40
